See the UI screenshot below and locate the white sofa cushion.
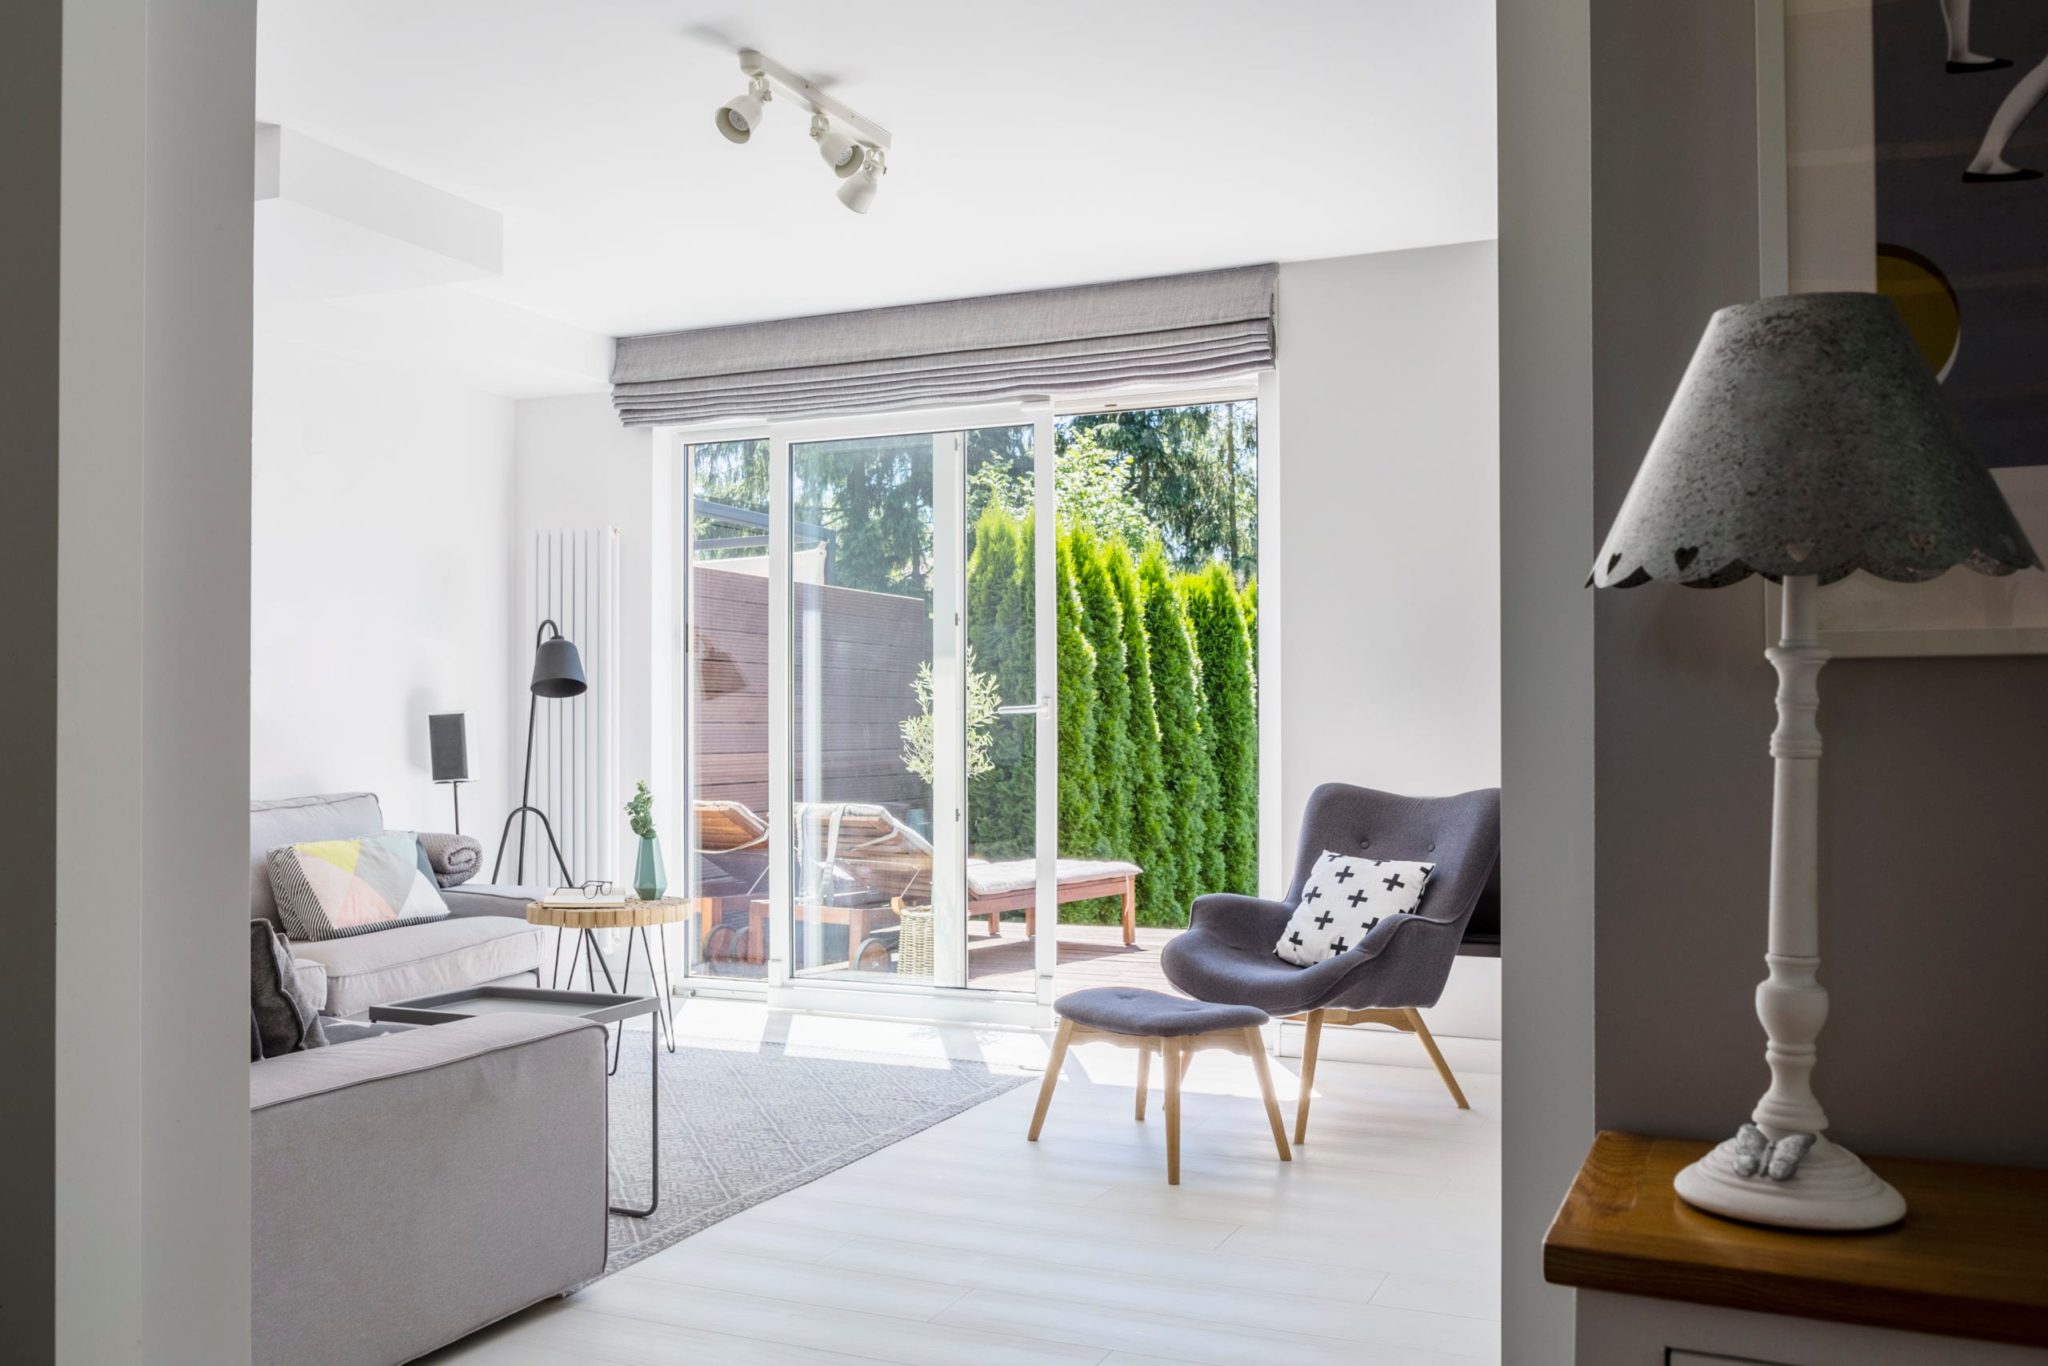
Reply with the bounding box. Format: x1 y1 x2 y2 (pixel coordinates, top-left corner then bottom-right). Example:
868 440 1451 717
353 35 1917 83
293 916 542 1018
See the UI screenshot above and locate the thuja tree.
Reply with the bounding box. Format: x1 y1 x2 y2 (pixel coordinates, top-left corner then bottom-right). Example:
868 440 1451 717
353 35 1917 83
965 505 1034 859
1240 577 1258 661
1069 526 1132 858
1182 563 1258 894
1107 541 1176 924
1054 530 1102 858
1138 546 1215 911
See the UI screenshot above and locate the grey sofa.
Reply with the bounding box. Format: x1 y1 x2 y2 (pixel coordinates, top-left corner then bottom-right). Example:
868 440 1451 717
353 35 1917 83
251 792 545 1017
252 1012 609 1365
249 795 608 1364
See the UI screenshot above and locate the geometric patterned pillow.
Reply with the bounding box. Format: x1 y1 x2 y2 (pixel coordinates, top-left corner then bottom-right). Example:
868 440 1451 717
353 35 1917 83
266 832 451 941
1273 851 1435 967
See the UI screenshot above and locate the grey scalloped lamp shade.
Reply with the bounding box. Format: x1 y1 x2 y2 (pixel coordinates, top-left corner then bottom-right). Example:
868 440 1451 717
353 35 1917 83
1590 293 2039 589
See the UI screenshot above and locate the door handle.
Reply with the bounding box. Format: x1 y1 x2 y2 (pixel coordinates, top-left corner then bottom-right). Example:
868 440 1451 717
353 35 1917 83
995 702 1049 716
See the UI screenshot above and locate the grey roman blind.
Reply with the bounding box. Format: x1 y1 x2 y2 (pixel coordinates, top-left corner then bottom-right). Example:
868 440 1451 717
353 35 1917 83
609 263 1276 427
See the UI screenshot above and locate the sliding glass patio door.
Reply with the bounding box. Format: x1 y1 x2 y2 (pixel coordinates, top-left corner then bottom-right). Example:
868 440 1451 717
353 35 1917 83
756 407 1056 1019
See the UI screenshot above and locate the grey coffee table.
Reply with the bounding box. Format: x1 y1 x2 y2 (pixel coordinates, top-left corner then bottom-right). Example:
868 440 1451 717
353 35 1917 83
369 985 662 1217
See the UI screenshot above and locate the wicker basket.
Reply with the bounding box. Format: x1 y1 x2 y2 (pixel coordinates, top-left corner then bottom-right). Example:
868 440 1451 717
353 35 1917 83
892 898 934 978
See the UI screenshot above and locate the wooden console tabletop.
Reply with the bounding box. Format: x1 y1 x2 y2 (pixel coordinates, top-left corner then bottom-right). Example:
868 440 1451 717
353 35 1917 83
1544 1131 2048 1347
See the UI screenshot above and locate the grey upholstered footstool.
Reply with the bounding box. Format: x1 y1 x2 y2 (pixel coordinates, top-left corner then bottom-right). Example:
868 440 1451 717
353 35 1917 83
1027 987 1292 1184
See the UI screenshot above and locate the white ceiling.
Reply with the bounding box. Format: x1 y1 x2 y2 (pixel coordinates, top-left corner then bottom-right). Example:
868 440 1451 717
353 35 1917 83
256 0 1496 390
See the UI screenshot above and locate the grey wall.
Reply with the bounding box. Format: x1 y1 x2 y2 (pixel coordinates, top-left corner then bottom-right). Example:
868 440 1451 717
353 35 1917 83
0 0 60 1354
1588 1 2048 1165
1497 0 1597 1360
53 0 257 1359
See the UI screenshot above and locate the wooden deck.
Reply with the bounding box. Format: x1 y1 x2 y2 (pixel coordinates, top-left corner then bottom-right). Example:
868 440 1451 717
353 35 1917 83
966 922 1181 997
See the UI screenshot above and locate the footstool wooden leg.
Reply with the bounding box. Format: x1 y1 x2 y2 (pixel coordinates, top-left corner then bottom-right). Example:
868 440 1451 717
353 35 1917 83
1134 1039 1153 1120
1028 1019 1074 1142
1245 1027 1292 1162
1163 1037 1183 1185
1294 1008 1325 1145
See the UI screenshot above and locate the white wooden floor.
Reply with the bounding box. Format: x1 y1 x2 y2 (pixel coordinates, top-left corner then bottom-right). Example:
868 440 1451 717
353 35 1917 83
426 1000 1502 1366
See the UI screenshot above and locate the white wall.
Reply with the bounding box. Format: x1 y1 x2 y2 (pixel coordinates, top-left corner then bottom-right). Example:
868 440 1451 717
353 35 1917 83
1271 242 1503 1045
512 394 670 886
251 338 517 838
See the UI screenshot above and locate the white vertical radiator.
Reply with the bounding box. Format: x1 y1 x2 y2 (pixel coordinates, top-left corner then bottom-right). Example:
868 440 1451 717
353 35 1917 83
515 528 621 887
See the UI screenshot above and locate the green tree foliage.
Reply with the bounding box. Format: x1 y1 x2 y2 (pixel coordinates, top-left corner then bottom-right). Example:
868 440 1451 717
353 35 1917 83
1054 531 1102 857
1062 401 1257 580
968 429 1152 553
965 505 1034 859
791 435 935 596
1181 564 1258 895
1107 542 1177 925
1069 527 1132 858
1139 546 1215 910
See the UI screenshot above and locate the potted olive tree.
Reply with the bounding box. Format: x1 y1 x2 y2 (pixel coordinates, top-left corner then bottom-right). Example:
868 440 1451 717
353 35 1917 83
625 780 665 901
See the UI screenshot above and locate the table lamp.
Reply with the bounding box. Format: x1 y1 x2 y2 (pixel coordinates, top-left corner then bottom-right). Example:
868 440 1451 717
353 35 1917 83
1590 292 2039 1230
491 619 587 887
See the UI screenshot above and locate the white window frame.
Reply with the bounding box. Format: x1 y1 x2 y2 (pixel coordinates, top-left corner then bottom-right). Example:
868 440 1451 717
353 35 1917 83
661 373 1279 1024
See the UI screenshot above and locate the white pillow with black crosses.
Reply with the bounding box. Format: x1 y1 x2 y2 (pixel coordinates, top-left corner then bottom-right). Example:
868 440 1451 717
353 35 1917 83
1273 851 1436 967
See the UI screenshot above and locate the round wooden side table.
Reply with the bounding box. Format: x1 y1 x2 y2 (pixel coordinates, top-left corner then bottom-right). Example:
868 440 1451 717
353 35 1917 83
526 897 690 1066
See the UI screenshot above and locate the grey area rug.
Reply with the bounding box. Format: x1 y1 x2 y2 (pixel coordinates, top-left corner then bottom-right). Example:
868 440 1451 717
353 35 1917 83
595 1019 1030 1277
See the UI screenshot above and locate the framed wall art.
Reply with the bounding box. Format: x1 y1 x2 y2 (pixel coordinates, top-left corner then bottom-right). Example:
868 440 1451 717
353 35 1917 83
1762 0 2048 655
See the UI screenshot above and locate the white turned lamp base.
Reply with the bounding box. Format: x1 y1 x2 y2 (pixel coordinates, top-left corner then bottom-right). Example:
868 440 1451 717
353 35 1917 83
1675 1133 1906 1230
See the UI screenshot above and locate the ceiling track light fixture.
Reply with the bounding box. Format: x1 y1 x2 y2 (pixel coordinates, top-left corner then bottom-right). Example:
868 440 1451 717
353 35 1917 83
714 48 894 213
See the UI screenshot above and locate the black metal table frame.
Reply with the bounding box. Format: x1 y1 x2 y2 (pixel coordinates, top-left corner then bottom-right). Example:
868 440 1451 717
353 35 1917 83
550 922 680 1076
367 985 660 1218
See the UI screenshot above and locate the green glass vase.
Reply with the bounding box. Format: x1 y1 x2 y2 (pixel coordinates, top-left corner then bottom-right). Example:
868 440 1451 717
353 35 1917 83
633 834 666 901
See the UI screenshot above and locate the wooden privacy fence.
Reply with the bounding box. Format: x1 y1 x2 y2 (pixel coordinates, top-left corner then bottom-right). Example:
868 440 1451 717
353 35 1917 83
690 564 929 818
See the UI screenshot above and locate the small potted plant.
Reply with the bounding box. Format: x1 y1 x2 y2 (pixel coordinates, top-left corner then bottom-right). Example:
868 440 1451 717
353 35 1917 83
625 780 664 901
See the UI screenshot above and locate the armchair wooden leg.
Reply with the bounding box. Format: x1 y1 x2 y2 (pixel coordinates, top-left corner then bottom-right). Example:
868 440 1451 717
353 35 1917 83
1404 1008 1469 1109
1134 1039 1152 1120
1028 1019 1074 1141
1245 1027 1292 1162
1294 1009 1325 1145
1163 1037 1183 1185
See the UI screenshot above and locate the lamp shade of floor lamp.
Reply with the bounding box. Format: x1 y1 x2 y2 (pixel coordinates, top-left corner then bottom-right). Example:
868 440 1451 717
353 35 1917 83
1589 292 2039 1230
492 619 587 887
428 712 469 834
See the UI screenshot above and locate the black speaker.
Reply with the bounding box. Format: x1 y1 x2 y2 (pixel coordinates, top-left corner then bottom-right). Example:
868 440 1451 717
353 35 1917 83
428 713 470 783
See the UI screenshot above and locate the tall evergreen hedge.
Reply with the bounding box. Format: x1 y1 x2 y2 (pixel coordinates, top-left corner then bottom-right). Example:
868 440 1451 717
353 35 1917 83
1069 528 1132 858
1240 577 1258 661
1107 542 1176 924
1139 546 1215 911
965 505 1034 859
1053 530 1102 858
1182 563 1258 894
941 507 1256 924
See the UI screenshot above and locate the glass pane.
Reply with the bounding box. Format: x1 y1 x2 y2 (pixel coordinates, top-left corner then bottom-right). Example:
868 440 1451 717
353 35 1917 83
789 433 938 983
684 439 771 980
963 426 1042 990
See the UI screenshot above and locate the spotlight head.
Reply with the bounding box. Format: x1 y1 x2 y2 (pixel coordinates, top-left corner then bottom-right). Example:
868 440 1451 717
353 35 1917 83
810 113 864 179
836 146 885 214
714 76 771 144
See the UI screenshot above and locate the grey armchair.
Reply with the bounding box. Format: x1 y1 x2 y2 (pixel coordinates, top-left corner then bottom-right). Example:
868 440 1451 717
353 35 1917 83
1160 782 1500 1143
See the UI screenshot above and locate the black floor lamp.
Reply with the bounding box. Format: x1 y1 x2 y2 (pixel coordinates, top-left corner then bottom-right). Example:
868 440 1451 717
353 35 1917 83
492 619 586 886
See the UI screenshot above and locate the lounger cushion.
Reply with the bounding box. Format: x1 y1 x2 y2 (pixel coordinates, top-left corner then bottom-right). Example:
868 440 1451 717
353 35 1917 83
1055 987 1267 1038
967 858 1139 898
